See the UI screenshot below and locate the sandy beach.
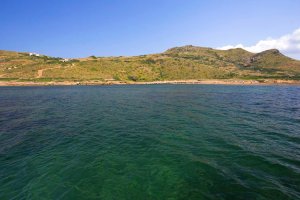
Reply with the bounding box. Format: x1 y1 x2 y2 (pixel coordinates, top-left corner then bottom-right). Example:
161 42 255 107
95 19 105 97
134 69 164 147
0 79 300 86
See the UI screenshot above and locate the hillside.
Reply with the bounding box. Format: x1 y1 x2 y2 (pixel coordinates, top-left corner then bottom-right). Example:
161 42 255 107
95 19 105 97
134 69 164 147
1 46 300 83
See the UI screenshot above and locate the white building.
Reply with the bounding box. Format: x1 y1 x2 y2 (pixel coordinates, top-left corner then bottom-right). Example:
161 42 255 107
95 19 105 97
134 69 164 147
29 53 40 57
61 58 70 62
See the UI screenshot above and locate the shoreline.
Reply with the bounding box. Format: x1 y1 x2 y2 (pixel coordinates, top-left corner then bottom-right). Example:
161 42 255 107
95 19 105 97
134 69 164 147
0 79 300 86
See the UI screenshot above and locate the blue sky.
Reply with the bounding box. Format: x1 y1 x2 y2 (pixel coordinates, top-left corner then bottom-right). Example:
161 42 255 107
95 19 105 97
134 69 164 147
1 0 300 58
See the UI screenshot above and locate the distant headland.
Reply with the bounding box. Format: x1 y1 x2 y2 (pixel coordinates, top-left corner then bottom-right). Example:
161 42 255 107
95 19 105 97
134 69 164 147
1 45 300 86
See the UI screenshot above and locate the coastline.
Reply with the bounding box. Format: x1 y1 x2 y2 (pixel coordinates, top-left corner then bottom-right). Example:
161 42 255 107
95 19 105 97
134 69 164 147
0 79 300 86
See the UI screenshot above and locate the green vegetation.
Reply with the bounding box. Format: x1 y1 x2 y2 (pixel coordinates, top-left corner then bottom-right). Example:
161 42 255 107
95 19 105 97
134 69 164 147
1 46 300 82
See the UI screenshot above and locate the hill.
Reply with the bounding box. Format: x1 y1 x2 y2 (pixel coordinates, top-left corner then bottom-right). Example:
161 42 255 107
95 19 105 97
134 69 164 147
1 46 300 83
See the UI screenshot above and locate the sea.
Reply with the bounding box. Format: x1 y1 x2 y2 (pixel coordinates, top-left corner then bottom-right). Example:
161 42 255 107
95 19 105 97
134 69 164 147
0 84 300 199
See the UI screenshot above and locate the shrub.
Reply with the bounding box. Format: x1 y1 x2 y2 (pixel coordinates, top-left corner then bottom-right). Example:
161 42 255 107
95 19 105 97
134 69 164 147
113 75 121 81
127 75 138 81
142 59 156 64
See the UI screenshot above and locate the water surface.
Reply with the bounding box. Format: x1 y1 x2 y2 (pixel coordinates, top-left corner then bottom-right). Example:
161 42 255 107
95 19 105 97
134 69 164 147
0 85 300 199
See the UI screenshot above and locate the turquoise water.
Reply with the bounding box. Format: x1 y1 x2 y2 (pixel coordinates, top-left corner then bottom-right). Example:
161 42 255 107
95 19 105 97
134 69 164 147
0 85 300 200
